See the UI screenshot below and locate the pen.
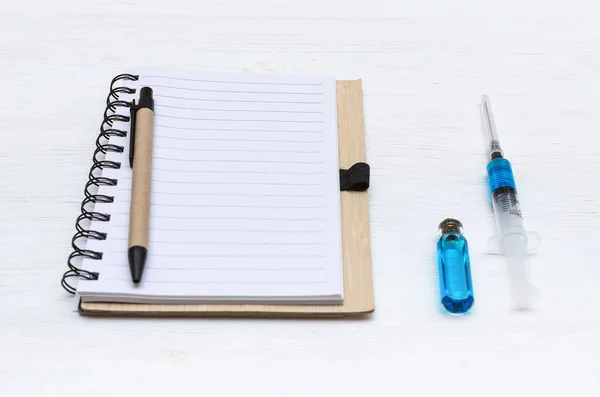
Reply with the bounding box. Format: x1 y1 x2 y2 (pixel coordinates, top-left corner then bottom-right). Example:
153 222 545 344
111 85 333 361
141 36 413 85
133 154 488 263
128 86 154 284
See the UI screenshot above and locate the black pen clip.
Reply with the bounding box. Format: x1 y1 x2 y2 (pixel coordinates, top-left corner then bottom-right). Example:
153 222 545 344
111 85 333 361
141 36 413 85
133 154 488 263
129 100 138 168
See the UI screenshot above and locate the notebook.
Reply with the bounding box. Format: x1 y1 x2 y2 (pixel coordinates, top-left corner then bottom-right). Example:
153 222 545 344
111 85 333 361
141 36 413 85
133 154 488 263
63 68 346 305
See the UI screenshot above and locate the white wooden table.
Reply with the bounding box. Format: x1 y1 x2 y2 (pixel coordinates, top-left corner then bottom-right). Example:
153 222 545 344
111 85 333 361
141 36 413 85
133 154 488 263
2 1 599 395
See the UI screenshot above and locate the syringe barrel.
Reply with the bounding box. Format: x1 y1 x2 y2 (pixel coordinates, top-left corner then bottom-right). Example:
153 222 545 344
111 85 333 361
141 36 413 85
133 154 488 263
491 189 526 237
487 157 516 192
487 158 526 237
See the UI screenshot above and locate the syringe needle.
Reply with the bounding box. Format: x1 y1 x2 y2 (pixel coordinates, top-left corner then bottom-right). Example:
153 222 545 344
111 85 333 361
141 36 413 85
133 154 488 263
481 95 497 140
480 95 503 159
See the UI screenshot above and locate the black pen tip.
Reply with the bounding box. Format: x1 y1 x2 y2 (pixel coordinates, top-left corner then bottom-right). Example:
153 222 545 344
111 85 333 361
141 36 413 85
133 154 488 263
132 269 142 284
128 246 148 284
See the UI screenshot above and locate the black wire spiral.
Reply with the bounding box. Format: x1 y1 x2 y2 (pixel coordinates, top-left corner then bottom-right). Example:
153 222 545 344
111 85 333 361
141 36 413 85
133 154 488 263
61 74 139 294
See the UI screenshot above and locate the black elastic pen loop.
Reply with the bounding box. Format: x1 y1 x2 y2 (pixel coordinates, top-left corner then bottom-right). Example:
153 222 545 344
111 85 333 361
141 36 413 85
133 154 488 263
340 162 370 191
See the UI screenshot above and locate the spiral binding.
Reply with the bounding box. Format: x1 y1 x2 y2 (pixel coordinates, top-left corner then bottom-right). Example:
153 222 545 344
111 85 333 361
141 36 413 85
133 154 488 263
61 74 139 294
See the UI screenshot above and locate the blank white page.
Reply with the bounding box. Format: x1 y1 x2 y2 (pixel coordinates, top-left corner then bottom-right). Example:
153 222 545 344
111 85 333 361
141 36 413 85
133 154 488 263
77 68 343 304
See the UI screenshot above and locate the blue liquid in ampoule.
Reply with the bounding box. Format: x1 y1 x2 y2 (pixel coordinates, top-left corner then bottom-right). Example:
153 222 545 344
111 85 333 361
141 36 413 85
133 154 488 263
437 219 474 314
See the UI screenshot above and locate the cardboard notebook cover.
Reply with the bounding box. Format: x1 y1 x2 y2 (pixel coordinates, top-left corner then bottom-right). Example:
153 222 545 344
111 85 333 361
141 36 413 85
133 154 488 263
80 80 374 317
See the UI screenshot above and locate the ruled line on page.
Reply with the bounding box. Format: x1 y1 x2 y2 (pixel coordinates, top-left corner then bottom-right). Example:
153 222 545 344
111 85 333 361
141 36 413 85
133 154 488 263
120 203 325 209
155 124 321 133
109 237 325 245
119 176 324 186
159 104 322 114
143 75 324 86
154 94 323 104
113 213 323 221
119 191 324 198
104 251 326 258
155 114 323 123
109 225 326 233
150 84 323 95
98 279 327 284
147 168 324 175
150 145 323 154
154 135 324 143
151 156 325 164
100 265 325 271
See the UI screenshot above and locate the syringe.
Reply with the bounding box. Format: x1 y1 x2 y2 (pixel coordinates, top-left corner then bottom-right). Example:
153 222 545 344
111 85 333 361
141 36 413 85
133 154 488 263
480 95 541 309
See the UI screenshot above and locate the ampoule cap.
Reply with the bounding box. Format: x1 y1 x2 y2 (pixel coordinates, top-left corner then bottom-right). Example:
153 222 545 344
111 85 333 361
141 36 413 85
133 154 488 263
438 218 463 235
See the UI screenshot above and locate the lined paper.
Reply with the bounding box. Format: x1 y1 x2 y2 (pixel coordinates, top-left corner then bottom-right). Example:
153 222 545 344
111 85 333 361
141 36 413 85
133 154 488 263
77 69 343 304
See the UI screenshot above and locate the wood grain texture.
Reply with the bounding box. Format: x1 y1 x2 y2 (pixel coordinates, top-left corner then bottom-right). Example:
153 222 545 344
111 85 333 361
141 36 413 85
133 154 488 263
2 1 600 396
128 108 153 248
80 80 374 317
